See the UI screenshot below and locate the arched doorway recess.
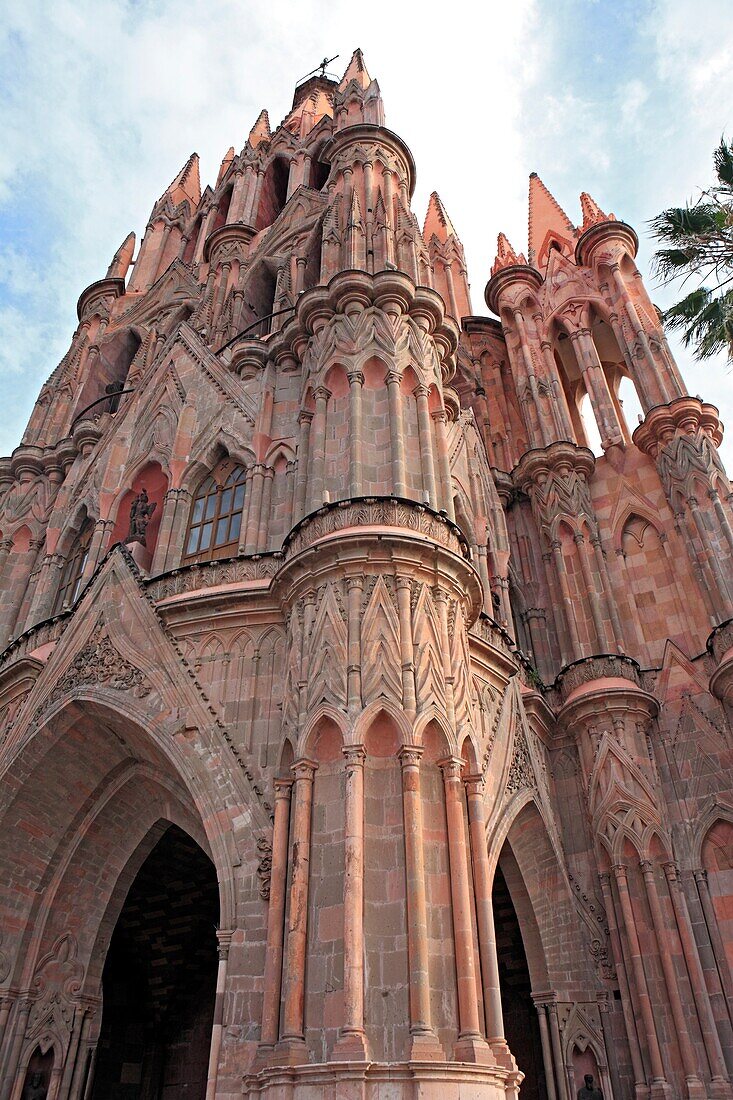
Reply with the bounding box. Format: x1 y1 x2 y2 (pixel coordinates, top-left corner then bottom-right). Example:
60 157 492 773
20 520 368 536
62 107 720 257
89 824 219 1100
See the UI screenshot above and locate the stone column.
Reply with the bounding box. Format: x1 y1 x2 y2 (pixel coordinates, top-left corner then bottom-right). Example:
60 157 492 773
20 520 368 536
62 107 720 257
256 466 274 552
551 539 583 659
547 998 569 1100
294 410 312 521
574 531 608 650
333 746 368 1060
346 577 363 711
386 370 406 497
439 757 492 1063
68 1010 95 1100
308 387 330 513
663 863 732 1097
432 409 456 520
598 872 647 1098
0 999 30 1100
640 860 705 1098
414 384 438 508
613 864 671 1097
205 930 233 1100
465 774 513 1068
244 465 265 554
259 782 293 1051
347 370 364 498
395 577 417 715
534 1001 558 1100
693 868 733 1013
398 747 443 1059
279 758 317 1061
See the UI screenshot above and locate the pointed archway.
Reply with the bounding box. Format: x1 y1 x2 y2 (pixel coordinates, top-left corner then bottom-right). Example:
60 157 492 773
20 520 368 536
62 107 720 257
90 824 219 1100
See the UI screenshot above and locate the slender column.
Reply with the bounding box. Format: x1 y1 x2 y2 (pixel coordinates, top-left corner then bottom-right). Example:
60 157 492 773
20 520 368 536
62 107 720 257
203 929 232 1100
598 872 647 1097
694 868 733 1014
433 588 456 728
613 864 670 1096
333 746 368 1060
398 747 443 1058
640 860 705 1097
58 1005 84 1100
610 264 678 404
439 757 492 1063
68 1010 95 1100
432 409 456 520
534 1002 558 1100
244 464 265 554
709 489 733 559
574 532 607 650
688 496 733 613
346 577 363 711
542 548 573 667
151 490 185 573
256 466 274 552
465 774 513 1067
294 410 312 521
414 385 438 507
0 1001 12 1073
573 329 624 447
663 863 732 1095
513 309 551 448
386 370 407 497
395 577 417 715
347 370 364 498
279 759 317 1060
0 1000 30 1100
308 387 330 512
151 221 172 282
591 533 626 652
547 998 570 1100
551 539 583 658
259 783 293 1050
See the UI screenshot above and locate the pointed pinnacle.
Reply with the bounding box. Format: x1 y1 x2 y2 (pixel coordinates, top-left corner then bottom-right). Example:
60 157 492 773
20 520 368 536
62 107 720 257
106 231 136 279
248 109 271 148
423 191 457 242
339 48 371 90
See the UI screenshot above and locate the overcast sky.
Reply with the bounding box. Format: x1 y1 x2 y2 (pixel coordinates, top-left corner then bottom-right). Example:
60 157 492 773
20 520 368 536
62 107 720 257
1 0 731 465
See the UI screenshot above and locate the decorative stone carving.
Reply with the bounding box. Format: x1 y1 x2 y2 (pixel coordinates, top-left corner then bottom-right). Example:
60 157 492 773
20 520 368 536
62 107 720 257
257 835 273 900
47 626 152 705
556 654 641 702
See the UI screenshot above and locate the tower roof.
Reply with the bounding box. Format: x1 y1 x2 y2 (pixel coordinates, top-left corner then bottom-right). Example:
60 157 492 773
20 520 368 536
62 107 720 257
528 172 576 262
248 109 271 149
339 48 371 91
423 192 458 243
579 190 615 229
106 231 136 280
161 152 201 208
217 146 235 185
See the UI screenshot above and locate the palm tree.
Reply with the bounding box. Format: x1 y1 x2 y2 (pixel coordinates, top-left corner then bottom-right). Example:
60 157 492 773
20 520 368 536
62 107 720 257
650 138 733 361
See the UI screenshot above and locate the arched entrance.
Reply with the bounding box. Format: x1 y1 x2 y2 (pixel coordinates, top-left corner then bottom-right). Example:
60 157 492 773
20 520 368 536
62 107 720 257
493 858 548 1100
90 825 219 1100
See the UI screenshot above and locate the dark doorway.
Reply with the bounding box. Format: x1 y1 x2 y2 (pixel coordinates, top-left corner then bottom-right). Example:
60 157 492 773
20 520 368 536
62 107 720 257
493 863 548 1099
91 825 219 1100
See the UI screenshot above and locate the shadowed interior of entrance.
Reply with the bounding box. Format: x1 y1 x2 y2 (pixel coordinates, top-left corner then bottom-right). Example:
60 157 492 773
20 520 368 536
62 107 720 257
493 863 548 1099
90 824 219 1100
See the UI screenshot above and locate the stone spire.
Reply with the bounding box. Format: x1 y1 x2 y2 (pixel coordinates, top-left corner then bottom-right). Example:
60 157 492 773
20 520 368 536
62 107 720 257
528 171 576 265
247 109 271 149
161 152 201 209
105 231 136 280
338 47 371 91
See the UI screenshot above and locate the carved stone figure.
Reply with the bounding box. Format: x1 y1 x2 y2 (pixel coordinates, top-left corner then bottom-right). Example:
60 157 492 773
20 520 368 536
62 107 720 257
125 488 157 546
22 1072 47 1100
577 1074 603 1100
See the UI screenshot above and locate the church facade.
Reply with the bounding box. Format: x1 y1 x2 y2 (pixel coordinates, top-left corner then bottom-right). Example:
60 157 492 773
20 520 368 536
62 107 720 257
1 50 732 1100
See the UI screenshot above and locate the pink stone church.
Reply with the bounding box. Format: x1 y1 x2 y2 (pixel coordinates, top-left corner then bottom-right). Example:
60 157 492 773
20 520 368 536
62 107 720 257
1 50 732 1100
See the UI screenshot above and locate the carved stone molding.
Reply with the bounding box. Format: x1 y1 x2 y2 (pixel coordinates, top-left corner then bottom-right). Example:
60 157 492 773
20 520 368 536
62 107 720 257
556 654 641 703
257 835 273 900
46 625 152 707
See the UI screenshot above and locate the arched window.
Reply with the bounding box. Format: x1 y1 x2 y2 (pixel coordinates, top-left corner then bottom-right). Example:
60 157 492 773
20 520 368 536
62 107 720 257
185 461 247 560
54 520 94 613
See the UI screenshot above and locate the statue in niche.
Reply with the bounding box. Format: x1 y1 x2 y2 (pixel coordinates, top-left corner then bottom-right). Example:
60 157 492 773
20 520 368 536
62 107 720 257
577 1075 603 1100
22 1072 47 1100
125 488 157 546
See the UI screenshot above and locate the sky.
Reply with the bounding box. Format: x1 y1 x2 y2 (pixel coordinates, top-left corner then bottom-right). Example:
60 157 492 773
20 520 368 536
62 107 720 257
0 0 731 464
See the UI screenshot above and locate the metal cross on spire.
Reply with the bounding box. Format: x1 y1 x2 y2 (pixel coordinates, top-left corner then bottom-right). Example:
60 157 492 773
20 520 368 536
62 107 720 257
297 54 339 85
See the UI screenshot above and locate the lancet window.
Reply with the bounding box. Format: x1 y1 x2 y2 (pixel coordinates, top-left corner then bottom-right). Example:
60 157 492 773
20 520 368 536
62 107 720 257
53 520 94 613
184 461 247 560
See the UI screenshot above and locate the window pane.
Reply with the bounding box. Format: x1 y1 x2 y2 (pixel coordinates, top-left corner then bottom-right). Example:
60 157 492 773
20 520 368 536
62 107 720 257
205 494 217 520
233 483 245 510
218 488 232 515
229 512 242 543
192 497 205 524
215 518 230 546
200 522 213 550
186 526 200 555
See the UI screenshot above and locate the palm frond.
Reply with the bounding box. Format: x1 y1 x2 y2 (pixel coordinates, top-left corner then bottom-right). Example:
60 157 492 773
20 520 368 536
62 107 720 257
661 286 733 359
714 138 733 190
